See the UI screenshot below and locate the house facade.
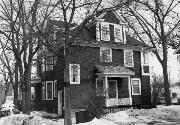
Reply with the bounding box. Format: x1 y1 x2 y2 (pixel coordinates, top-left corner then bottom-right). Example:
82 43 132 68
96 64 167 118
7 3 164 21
33 10 153 116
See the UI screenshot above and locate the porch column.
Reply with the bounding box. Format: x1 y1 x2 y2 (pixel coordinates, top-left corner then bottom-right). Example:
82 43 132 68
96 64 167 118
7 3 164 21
128 76 132 105
104 76 108 98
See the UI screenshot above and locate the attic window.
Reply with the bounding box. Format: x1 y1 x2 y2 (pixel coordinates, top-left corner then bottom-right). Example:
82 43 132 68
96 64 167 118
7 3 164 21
114 24 123 43
101 22 110 41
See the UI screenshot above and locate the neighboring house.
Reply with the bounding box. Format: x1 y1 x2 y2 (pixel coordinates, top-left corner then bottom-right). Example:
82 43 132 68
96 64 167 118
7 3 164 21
33 10 154 116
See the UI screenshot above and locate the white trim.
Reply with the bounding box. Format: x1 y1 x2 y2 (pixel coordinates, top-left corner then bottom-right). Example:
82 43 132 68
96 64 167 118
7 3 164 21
54 80 57 97
124 50 134 67
108 80 118 99
69 64 80 84
46 81 53 100
131 78 141 95
128 76 132 99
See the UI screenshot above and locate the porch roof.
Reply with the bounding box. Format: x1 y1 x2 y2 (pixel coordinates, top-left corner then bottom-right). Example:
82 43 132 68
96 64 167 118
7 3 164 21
95 65 135 75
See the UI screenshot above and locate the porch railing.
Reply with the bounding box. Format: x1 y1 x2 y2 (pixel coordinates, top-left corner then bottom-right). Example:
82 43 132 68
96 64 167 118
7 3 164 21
105 98 132 107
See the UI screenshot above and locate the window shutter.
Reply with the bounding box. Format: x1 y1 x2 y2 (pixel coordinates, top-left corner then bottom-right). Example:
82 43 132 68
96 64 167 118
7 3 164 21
123 26 126 44
114 24 123 43
96 22 100 41
77 64 80 84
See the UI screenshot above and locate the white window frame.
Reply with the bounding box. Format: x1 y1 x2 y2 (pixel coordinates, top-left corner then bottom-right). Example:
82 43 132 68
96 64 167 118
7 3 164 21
108 80 118 99
42 82 45 100
54 80 57 97
69 64 80 84
124 50 134 67
101 22 110 41
114 24 123 43
46 81 53 100
141 51 150 75
31 87 35 100
96 78 104 96
100 47 112 62
131 78 141 95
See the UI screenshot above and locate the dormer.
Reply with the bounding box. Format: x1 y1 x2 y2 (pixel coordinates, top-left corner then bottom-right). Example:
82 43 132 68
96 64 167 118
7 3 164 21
96 11 127 44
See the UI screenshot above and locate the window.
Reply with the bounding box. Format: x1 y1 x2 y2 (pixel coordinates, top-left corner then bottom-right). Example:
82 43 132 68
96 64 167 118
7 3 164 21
42 82 45 100
142 52 150 75
101 22 110 41
114 24 123 43
46 56 53 71
100 47 112 62
46 81 53 100
41 58 45 72
143 52 149 65
31 87 35 100
69 64 80 84
54 80 57 97
124 50 134 67
131 78 141 95
108 80 118 98
96 78 104 96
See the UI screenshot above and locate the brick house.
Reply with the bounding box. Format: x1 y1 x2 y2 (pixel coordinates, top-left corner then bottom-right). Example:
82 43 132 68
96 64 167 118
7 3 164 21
32 10 154 116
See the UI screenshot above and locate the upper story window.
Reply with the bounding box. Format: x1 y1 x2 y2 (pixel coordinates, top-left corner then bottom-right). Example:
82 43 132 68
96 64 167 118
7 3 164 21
46 56 54 71
69 64 80 84
131 78 141 95
142 52 150 75
46 81 53 100
114 24 123 43
96 22 110 42
124 50 134 67
143 52 149 65
31 87 35 100
100 47 112 62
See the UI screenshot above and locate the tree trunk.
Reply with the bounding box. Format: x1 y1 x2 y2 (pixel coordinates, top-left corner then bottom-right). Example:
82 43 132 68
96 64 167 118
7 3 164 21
14 61 19 107
162 64 171 105
64 83 72 125
21 67 31 114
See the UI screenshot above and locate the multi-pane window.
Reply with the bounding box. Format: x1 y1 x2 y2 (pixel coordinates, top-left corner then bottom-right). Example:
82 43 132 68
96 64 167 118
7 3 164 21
69 64 80 84
124 50 134 67
142 52 150 75
46 81 53 100
131 78 141 95
46 56 53 71
143 52 149 65
101 23 110 41
96 78 104 96
54 80 57 97
42 82 45 100
100 47 112 62
31 87 35 100
108 80 118 98
114 25 123 43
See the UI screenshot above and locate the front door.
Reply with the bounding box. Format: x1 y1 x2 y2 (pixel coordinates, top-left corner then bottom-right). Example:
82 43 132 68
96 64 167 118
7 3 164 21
108 80 118 98
58 91 62 116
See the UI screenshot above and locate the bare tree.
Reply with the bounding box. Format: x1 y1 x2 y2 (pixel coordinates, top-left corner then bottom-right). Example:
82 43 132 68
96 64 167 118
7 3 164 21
121 0 180 105
0 0 59 114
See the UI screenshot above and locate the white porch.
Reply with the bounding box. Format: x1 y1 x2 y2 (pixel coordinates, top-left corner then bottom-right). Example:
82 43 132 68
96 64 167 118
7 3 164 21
95 65 135 107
